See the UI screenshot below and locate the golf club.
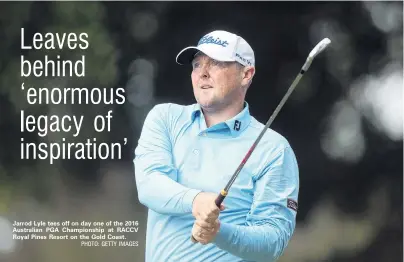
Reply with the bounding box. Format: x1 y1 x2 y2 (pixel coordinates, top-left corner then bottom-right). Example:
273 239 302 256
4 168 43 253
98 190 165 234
191 38 331 243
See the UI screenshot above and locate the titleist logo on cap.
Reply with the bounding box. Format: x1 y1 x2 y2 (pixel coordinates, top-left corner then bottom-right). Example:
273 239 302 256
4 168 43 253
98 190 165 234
198 35 229 47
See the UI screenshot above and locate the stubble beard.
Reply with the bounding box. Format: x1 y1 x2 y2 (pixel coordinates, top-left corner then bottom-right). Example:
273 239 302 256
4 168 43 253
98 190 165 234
196 89 236 113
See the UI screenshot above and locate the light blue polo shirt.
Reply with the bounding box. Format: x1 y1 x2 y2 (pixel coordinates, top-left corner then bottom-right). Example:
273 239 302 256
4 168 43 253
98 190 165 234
134 102 299 262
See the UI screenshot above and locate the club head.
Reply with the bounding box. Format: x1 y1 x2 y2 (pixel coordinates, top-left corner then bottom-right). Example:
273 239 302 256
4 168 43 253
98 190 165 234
308 38 331 59
301 38 331 71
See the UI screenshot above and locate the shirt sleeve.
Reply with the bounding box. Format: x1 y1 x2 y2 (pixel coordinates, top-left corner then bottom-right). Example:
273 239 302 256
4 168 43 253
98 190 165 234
134 104 201 215
213 145 299 262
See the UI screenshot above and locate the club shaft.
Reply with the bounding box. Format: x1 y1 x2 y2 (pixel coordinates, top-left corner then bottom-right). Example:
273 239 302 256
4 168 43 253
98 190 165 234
218 71 305 204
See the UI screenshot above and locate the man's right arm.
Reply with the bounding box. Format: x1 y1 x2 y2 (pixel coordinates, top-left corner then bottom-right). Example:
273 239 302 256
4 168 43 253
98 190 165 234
134 104 201 215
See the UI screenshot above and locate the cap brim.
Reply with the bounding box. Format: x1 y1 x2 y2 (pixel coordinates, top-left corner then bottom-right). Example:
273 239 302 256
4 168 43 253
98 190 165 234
176 46 200 65
176 46 237 65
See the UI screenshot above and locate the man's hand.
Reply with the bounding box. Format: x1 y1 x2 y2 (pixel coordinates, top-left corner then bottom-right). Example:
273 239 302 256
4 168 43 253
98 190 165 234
192 218 220 244
191 192 225 243
192 192 225 221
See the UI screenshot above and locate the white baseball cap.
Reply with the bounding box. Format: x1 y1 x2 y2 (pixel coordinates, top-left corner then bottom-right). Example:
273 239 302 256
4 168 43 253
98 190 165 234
176 30 255 67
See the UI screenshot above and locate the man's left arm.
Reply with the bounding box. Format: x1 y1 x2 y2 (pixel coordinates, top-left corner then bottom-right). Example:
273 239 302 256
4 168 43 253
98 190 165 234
213 146 299 262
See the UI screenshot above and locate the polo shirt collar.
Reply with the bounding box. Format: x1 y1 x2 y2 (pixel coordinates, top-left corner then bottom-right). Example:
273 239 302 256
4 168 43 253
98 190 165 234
190 102 251 136
225 102 251 135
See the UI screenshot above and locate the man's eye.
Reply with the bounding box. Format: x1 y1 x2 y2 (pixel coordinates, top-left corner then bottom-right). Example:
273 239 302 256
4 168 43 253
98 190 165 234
192 62 200 68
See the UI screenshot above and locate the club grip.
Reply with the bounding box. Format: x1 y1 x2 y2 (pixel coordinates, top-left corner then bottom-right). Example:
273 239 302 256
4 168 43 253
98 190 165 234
215 190 227 207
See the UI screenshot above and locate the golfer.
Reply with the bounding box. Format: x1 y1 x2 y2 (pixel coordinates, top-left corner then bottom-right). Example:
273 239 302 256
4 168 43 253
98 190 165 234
134 30 299 262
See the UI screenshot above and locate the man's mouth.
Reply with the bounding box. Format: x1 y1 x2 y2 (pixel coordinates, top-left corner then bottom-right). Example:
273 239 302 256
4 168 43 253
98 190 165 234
201 85 213 89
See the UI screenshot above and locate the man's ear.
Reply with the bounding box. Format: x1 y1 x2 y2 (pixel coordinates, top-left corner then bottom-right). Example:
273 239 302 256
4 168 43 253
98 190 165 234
242 66 255 87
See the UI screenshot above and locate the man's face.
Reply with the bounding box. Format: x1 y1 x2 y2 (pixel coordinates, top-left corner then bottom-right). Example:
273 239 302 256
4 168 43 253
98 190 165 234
191 53 251 111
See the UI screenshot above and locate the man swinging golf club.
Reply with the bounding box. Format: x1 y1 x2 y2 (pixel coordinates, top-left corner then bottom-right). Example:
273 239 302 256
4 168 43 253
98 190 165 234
133 29 323 262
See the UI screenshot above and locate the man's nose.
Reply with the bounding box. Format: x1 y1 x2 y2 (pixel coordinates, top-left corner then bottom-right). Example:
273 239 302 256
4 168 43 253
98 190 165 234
199 63 209 78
